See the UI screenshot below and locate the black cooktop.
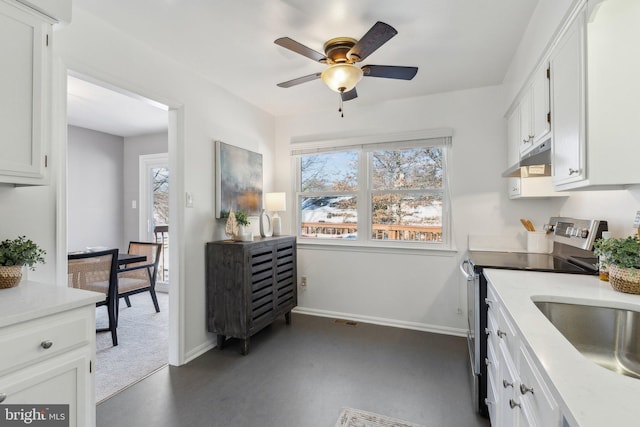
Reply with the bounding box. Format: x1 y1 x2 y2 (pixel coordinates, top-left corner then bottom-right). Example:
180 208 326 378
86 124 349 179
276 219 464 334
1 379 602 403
468 251 598 275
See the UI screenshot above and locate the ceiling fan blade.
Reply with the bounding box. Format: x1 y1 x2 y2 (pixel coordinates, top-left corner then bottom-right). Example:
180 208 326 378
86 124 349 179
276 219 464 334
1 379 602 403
274 37 326 62
347 22 398 62
277 72 322 88
341 88 358 102
362 65 418 80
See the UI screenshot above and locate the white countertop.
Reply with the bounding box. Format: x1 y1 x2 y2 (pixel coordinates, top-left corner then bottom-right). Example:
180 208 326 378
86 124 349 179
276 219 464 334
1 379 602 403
483 269 640 427
0 280 104 328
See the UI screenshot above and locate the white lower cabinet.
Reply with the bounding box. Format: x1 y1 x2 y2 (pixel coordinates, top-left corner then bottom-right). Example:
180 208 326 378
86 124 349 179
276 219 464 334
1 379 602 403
486 281 559 427
0 298 97 427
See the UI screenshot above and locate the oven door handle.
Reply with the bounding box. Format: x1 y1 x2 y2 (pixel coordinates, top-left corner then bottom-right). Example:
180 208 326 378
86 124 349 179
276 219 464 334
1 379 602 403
460 259 475 281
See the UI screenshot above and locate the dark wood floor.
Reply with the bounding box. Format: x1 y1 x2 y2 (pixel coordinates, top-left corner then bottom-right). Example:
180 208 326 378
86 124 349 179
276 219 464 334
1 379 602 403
97 313 490 427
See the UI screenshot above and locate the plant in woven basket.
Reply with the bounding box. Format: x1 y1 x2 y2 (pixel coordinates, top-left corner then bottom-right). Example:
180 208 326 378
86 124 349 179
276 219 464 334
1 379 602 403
0 236 46 270
594 235 640 294
0 236 46 289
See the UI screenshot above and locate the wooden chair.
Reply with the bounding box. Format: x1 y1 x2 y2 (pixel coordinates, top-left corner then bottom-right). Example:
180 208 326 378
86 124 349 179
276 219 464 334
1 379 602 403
68 248 120 346
117 242 162 312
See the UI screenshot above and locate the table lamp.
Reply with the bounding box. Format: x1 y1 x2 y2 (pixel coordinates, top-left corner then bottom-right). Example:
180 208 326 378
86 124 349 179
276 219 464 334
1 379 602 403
265 192 286 236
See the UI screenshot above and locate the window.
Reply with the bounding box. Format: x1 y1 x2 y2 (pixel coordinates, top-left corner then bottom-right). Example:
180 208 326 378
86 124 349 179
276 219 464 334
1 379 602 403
293 132 451 248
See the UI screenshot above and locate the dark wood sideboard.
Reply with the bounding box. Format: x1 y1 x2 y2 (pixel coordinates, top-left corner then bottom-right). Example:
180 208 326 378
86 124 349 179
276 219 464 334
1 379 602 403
205 236 297 355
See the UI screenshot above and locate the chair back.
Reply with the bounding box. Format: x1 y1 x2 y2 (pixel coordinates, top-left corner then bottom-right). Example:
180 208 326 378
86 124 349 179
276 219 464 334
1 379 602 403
120 242 162 282
68 249 119 300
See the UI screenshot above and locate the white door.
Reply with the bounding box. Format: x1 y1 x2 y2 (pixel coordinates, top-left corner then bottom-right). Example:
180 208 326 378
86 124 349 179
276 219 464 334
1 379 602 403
139 153 169 285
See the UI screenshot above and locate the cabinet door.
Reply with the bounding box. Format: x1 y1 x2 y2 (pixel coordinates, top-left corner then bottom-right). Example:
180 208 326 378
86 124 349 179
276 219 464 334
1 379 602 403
506 108 520 166
0 349 92 427
550 12 586 185
0 1 50 182
519 90 534 155
531 63 551 145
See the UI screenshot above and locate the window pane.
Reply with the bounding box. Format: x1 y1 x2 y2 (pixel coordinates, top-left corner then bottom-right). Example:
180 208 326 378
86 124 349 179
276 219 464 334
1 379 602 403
300 196 357 239
301 152 358 192
371 147 443 190
371 193 442 242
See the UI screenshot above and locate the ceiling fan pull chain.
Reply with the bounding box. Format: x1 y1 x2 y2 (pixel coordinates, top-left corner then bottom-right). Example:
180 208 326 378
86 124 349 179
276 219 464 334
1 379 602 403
338 94 344 118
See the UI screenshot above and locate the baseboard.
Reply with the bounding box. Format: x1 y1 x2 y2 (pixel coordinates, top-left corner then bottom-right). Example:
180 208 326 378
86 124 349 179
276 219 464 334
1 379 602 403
292 307 467 337
182 340 216 365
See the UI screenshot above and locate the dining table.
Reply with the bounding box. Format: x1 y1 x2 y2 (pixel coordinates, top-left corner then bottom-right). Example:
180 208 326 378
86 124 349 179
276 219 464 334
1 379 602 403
67 251 147 266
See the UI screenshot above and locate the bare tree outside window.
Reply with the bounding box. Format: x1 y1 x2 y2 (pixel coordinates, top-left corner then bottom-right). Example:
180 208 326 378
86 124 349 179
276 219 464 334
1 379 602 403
297 142 447 243
152 167 169 226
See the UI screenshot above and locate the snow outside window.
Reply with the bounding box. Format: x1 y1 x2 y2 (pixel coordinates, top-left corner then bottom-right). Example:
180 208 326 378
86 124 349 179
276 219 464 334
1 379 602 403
293 135 450 247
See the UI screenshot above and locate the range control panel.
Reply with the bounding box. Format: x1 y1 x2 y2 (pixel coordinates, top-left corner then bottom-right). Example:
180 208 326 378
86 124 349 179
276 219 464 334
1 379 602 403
544 217 608 250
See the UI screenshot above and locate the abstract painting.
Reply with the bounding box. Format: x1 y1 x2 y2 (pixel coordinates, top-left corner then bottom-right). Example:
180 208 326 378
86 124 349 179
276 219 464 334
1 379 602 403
215 140 263 218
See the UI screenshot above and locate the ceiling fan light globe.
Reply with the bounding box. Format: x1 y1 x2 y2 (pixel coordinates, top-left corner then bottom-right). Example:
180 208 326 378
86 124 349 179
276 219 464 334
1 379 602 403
321 64 363 93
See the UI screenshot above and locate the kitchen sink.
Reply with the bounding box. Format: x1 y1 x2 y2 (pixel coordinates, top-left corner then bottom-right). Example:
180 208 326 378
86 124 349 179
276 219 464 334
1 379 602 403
534 301 640 379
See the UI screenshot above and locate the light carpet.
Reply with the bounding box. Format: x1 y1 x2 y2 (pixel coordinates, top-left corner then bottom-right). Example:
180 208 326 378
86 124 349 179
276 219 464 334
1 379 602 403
335 408 426 427
95 291 169 403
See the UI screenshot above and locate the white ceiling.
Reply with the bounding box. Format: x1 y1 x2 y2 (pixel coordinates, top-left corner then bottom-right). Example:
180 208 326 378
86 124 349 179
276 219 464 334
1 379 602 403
68 0 539 135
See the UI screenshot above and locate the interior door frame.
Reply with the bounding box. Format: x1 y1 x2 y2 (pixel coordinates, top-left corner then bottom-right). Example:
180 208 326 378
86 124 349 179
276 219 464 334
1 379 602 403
56 60 186 366
139 153 169 241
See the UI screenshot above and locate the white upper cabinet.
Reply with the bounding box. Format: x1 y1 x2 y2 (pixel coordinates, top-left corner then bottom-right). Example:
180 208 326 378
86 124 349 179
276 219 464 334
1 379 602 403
551 0 640 191
0 0 52 185
505 67 562 200
531 63 551 147
550 11 585 186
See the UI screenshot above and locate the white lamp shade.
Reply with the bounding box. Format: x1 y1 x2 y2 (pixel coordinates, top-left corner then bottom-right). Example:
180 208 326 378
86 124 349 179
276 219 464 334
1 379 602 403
265 192 286 212
320 64 363 93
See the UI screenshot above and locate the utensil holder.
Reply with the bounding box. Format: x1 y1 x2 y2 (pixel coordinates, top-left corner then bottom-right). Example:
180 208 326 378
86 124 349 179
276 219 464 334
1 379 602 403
527 231 551 253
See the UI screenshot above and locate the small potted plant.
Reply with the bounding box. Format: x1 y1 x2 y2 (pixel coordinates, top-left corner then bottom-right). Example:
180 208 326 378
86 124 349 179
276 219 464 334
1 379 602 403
0 236 46 288
594 235 640 294
234 210 252 241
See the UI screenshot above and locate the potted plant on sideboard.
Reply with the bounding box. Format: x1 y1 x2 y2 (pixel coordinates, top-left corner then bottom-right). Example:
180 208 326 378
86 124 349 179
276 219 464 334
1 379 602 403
594 235 640 294
0 236 46 288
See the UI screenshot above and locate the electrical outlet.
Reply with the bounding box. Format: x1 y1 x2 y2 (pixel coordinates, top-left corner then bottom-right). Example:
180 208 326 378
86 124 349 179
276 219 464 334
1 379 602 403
301 276 307 287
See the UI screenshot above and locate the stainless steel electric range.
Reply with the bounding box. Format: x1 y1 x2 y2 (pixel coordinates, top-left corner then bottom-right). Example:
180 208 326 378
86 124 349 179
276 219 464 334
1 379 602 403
460 216 608 417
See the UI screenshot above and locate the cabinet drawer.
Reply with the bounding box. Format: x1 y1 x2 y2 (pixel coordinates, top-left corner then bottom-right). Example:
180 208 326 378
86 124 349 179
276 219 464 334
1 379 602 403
0 310 90 375
519 344 559 427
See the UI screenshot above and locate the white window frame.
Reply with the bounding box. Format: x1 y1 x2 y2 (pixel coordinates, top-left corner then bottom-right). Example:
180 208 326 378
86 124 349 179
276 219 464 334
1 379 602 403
291 129 454 253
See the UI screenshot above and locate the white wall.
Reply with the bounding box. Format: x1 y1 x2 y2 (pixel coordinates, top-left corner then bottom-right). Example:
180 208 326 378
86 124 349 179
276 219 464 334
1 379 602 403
122 132 168 245
67 125 124 252
0 184 57 282
275 86 560 333
502 0 576 112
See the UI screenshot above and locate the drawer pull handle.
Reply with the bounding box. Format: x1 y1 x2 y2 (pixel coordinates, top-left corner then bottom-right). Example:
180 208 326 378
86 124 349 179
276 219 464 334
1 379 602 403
509 399 521 409
497 329 507 339
485 328 491 336
41 340 53 349
0 393 6 403
503 379 513 389
520 383 534 395
485 357 491 367
485 298 494 309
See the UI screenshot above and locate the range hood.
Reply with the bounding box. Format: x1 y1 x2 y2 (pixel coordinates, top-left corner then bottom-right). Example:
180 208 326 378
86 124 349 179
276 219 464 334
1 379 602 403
502 139 551 178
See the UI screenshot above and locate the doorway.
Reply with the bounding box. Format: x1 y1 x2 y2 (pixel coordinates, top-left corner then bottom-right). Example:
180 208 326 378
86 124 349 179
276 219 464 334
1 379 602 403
65 71 177 401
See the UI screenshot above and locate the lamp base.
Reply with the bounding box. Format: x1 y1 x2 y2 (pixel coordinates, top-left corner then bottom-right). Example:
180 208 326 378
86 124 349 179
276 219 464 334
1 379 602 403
272 216 282 236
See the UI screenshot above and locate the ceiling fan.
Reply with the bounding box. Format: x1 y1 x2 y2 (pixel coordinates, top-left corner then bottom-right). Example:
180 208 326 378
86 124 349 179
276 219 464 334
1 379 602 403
274 21 418 112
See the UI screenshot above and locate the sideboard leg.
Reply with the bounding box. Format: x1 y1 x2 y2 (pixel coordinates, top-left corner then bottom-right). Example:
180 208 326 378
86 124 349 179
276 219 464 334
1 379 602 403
241 338 250 355
216 334 226 350
285 311 292 325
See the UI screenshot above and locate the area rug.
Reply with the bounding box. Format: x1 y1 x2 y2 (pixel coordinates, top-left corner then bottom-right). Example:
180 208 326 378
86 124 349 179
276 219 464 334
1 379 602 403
335 407 426 427
95 291 169 403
